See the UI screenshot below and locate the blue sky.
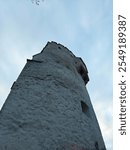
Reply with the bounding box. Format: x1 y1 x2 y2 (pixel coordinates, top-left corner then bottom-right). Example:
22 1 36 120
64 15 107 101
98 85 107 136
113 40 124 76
0 0 112 149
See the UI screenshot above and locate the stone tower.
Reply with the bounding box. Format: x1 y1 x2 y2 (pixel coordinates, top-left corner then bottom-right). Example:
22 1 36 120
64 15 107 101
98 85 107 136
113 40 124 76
0 42 106 150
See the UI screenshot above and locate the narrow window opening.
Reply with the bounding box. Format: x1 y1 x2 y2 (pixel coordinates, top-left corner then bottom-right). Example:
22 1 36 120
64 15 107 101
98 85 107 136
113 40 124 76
77 66 89 85
95 141 99 150
78 66 84 76
81 101 88 113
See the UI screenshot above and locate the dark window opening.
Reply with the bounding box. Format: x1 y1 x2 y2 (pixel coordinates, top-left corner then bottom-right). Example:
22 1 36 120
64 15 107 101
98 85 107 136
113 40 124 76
78 66 84 76
95 141 99 150
58 46 61 49
81 101 88 113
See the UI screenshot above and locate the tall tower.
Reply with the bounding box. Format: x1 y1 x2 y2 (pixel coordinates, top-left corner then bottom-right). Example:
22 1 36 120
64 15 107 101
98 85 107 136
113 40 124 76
0 42 106 150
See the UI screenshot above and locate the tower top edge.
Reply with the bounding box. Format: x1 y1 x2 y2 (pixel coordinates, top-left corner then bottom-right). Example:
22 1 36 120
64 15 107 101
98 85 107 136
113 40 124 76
32 41 89 84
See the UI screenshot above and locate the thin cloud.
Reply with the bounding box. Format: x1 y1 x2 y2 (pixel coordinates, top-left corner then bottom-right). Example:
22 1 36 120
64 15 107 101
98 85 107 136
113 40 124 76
0 0 112 149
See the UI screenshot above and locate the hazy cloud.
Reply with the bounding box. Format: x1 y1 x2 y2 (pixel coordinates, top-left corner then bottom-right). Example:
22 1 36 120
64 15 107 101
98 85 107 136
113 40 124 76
0 0 112 149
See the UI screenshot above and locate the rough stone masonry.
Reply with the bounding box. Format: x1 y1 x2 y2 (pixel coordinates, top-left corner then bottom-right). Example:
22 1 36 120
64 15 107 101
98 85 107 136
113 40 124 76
0 41 106 150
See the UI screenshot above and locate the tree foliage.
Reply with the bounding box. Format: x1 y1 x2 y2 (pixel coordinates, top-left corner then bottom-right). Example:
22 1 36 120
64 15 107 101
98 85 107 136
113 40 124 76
31 0 44 5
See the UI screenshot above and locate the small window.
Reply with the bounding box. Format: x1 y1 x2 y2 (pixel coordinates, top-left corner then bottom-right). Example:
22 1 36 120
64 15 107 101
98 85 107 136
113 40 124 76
95 141 99 150
79 66 84 76
81 101 88 113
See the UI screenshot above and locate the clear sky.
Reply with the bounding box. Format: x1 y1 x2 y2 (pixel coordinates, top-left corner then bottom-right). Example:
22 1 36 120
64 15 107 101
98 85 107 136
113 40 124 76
0 0 112 149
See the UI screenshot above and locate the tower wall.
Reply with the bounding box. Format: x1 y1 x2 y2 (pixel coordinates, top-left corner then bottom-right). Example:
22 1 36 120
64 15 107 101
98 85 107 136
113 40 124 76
0 42 106 150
